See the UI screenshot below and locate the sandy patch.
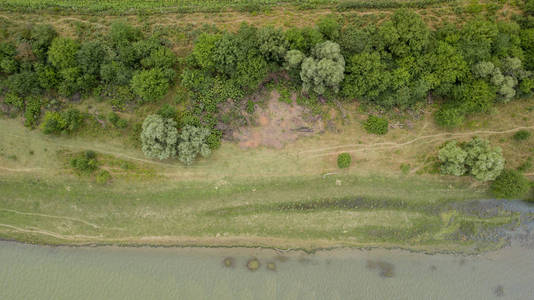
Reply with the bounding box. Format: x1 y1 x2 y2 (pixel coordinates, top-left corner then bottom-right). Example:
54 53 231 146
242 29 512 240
233 90 324 149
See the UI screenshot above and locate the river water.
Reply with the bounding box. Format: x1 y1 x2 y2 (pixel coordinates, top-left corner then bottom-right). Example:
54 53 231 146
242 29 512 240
1 241 533 299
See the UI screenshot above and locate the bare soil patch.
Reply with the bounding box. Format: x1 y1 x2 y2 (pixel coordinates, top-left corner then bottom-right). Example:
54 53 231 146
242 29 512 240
233 91 324 149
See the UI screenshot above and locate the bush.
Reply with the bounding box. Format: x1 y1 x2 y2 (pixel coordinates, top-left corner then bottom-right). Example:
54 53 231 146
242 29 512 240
23 97 41 128
364 115 388 135
131 68 172 102
41 111 67 134
513 130 531 141
70 151 98 174
41 109 82 134
337 153 351 168
140 114 179 160
48 37 80 70
95 170 112 184
491 169 531 199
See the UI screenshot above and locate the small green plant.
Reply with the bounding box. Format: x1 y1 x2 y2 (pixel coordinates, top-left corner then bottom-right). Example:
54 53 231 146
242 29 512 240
337 153 352 169
513 130 531 141
490 169 530 199
364 115 388 135
95 170 111 184
70 151 98 174
400 163 411 175
517 157 533 172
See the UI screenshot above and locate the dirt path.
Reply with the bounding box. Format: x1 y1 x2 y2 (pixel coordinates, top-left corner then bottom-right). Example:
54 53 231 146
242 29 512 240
298 126 534 159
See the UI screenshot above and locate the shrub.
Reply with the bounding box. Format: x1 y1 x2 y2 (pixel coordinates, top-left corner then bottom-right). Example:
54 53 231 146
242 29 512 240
41 111 67 134
157 104 177 120
140 114 179 160
434 106 465 128
3 93 24 112
317 15 341 41
48 37 80 70
95 170 112 184
491 169 530 199
23 97 41 128
337 153 351 168
131 68 172 102
41 109 82 134
70 151 98 174
513 130 531 141
364 115 388 135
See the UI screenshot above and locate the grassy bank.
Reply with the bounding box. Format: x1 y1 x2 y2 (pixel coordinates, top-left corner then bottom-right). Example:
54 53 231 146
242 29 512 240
0 171 515 253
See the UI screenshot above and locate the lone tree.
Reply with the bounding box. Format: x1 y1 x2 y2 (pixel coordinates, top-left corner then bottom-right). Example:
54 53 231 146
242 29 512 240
140 114 179 160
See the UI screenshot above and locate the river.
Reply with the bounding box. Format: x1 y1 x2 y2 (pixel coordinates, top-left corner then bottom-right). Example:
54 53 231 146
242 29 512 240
1 240 533 299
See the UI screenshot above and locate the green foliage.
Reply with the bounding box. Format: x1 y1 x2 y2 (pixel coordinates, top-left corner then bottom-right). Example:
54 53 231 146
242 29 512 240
141 47 177 69
0 42 17 74
23 97 41 128
439 138 505 181
48 37 80 70
70 151 98 174
434 106 465 128
140 114 179 160
41 109 82 134
337 153 351 169
299 41 345 95
131 68 172 102
513 130 531 141
95 170 112 184
257 26 288 63
100 61 132 85
3 93 24 112
363 115 388 135
5 71 41 97
77 41 105 76
28 24 57 62
317 15 341 41
285 27 323 54
177 125 212 165
438 141 468 176
157 104 177 120
491 169 531 199
191 33 220 72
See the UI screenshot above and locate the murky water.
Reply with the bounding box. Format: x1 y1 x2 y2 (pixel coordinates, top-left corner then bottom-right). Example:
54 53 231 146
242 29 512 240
1 241 533 299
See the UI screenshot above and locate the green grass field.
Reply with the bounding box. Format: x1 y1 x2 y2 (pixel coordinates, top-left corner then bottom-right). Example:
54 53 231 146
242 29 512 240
0 0 458 14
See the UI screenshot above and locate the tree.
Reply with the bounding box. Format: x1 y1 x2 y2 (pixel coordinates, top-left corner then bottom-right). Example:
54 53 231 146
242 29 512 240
177 125 211 165
285 27 323 54
438 141 468 176
338 26 370 57
375 9 430 58
491 169 531 199
343 51 390 101
140 114 179 160
299 41 345 94
48 37 80 70
464 137 505 181
131 68 172 102
77 41 105 76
